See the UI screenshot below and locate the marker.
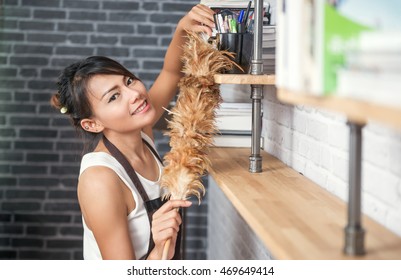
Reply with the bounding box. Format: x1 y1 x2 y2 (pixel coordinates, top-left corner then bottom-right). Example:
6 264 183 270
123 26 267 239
229 18 237 33
243 1 252 31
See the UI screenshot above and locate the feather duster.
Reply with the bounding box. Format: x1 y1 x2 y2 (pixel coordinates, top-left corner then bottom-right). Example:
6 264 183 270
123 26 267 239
159 31 236 259
161 31 235 201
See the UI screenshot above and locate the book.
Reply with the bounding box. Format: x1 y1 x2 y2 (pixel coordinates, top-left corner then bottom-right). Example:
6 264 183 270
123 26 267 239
337 69 401 109
354 31 401 53
277 0 401 95
213 134 264 148
263 25 276 32
275 0 288 88
201 0 254 8
332 2 401 109
346 52 401 72
219 84 252 103
262 53 275 60
215 102 252 132
216 114 252 131
262 41 275 48
316 1 371 94
219 102 252 110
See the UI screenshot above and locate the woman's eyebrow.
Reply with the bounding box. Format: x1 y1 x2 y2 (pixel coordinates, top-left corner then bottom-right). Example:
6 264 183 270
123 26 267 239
101 76 126 99
101 85 118 100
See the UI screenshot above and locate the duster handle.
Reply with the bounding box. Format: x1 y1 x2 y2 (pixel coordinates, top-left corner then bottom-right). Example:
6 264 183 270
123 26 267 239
161 239 172 260
161 207 182 260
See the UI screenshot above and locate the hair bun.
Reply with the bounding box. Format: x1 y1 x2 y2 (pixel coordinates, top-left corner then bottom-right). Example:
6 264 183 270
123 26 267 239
50 93 62 110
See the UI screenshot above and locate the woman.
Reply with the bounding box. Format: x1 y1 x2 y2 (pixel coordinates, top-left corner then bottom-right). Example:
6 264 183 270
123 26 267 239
50 4 215 260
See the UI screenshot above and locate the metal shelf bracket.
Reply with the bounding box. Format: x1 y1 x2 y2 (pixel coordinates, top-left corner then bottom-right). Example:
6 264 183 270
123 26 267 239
344 121 366 255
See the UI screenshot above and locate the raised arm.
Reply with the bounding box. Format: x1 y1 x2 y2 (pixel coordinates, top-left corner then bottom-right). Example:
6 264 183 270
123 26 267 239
147 4 215 128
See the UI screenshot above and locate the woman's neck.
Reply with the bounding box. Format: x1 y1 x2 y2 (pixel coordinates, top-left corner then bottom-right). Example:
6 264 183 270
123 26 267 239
97 130 146 161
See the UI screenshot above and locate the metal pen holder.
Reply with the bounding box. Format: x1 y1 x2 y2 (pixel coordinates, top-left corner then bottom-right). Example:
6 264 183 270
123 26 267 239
216 32 254 74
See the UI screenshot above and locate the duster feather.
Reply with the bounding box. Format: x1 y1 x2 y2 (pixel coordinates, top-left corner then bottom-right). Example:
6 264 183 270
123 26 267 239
160 31 236 203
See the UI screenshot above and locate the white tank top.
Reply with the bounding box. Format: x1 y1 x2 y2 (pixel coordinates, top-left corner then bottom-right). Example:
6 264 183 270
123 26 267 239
78 133 163 260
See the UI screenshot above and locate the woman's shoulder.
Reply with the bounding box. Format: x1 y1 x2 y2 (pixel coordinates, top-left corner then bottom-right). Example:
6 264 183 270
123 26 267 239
81 151 115 164
79 153 125 195
80 151 121 175
79 162 120 189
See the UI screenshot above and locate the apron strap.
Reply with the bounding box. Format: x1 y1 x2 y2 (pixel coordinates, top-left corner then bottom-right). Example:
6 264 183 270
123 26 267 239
102 135 182 260
102 135 155 259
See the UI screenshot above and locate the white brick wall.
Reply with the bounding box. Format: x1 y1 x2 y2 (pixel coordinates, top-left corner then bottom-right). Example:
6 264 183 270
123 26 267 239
262 86 401 237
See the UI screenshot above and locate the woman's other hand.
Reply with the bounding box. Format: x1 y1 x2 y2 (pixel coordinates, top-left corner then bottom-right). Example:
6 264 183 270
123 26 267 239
149 199 192 259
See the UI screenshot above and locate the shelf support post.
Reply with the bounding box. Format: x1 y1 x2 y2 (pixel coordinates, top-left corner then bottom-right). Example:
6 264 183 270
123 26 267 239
344 121 366 255
249 0 264 173
249 84 263 172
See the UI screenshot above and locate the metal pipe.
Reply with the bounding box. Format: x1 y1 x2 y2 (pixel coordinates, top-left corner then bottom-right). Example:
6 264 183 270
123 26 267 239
344 121 365 255
251 0 263 75
249 0 264 173
249 84 263 172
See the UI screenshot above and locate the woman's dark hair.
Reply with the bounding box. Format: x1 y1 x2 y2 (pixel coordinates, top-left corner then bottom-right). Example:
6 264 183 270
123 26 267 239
50 56 139 152
51 56 138 128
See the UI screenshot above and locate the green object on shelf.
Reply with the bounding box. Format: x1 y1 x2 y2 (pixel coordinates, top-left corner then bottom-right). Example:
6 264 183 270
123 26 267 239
323 3 371 94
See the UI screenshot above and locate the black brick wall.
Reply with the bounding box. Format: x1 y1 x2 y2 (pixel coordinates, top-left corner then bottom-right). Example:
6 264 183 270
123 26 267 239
0 0 207 260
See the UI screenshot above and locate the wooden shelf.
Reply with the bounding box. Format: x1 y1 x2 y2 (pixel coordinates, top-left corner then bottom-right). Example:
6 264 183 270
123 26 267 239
208 147 401 259
278 88 401 130
214 74 275 85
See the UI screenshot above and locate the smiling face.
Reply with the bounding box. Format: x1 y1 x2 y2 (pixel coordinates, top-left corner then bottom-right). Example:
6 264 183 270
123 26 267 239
83 74 156 134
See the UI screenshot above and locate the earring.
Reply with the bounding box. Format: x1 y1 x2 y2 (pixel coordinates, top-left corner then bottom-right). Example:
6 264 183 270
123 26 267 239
85 126 89 130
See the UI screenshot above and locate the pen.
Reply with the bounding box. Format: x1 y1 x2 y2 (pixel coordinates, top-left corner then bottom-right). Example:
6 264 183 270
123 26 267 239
237 10 245 33
243 1 252 31
223 15 229 33
217 13 225 33
213 13 221 33
266 4 271 25
247 12 254 32
238 9 245 23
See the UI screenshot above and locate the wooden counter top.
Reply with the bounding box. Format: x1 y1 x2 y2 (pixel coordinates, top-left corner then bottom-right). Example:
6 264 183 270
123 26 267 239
214 74 275 85
208 147 401 259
